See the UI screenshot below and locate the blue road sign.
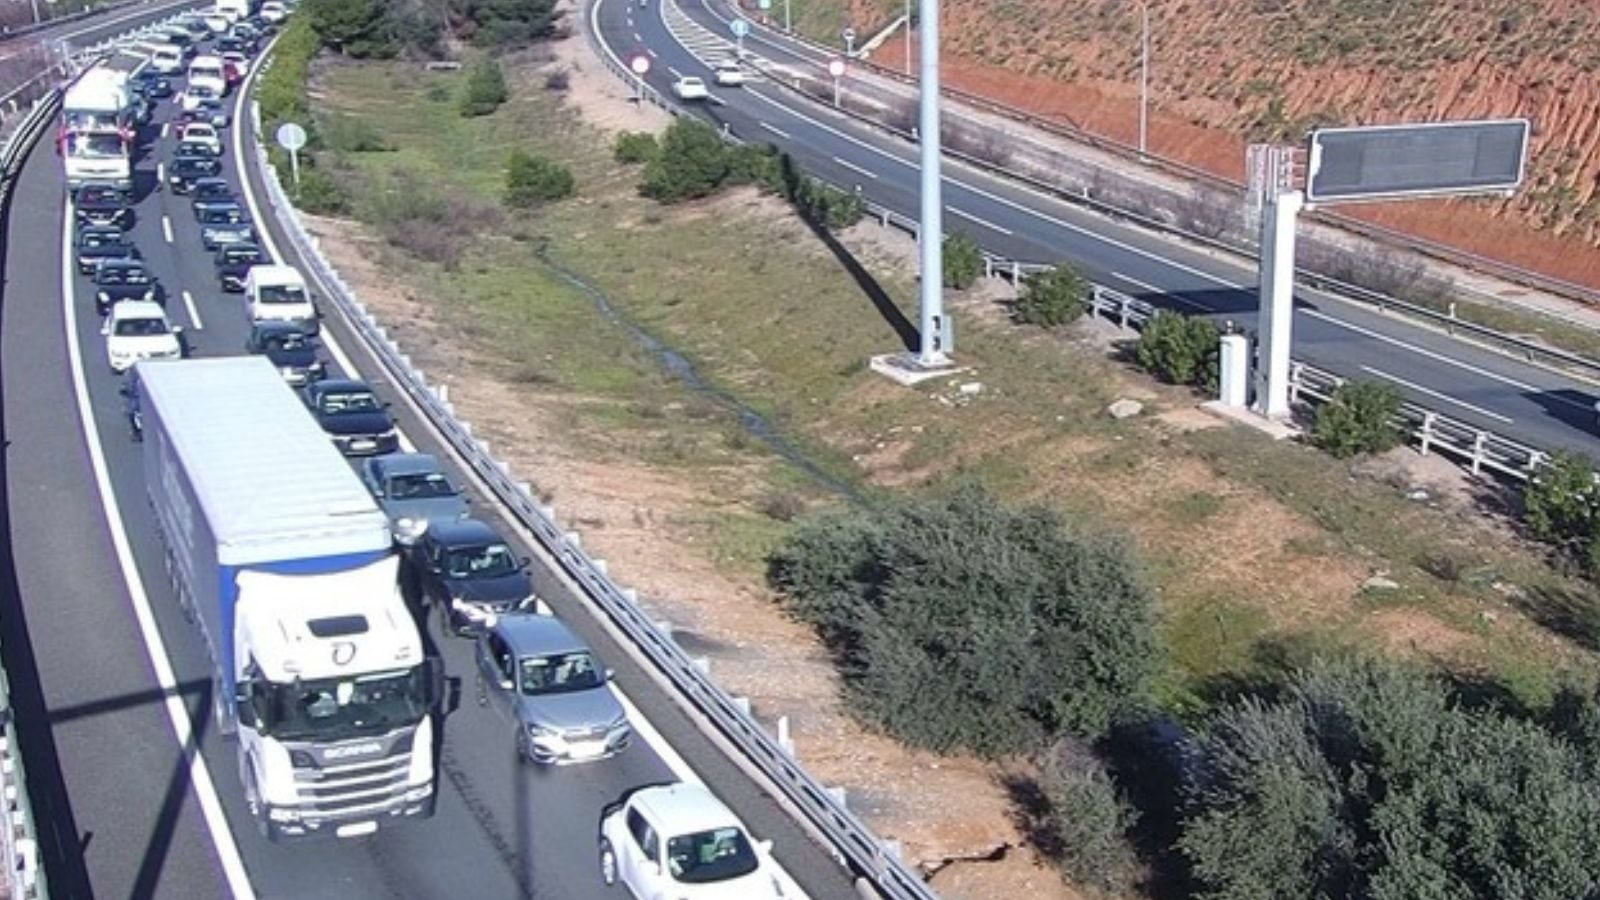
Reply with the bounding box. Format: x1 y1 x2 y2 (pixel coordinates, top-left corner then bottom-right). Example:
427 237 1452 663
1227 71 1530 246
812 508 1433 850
730 17 751 37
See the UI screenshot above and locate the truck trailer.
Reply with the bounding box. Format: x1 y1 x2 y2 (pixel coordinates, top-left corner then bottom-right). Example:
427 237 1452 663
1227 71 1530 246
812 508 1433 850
136 356 438 841
60 67 133 191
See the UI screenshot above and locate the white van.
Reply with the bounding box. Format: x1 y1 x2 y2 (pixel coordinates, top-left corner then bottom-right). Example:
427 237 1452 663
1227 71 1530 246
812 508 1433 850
187 55 227 97
215 0 250 19
260 1 287 22
246 265 319 335
150 45 184 75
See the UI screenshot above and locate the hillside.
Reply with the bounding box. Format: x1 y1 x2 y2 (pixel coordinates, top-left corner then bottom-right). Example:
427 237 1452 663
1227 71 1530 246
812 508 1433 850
812 0 1600 287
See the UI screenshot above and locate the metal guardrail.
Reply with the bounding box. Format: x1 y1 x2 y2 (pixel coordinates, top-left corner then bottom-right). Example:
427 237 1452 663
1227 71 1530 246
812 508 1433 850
0 81 64 900
721 0 1600 312
247 67 939 900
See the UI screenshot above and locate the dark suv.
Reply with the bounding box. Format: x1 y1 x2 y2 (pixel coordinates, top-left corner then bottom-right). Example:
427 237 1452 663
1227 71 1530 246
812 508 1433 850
404 519 534 635
300 378 399 456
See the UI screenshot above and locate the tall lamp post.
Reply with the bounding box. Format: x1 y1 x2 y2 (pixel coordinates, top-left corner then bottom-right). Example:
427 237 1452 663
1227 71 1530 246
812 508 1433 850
904 0 911 76
1137 0 1149 155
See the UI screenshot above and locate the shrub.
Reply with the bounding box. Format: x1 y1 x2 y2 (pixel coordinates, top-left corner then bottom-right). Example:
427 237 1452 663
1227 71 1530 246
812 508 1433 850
1012 264 1089 328
1524 451 1600 559
1179 657 1600 900
789 177 864 230
360 172 502 268
304 0 397 58
768 484 1160 757
1135 310 1219 391
1311 380 1402 458
292 160 348 215
258 17 319 129
319 114 394 152
641 118 730 202
1032 741 1141 894
726 143 781 190
504 149 575 207
459 57 510 117
613 130 659 164
455 0 559 48
544 69 570 91
942 232 983 289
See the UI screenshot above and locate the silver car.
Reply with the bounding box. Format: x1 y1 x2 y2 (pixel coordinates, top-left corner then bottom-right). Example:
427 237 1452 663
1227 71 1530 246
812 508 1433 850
475 614 631 765
360 452 469 543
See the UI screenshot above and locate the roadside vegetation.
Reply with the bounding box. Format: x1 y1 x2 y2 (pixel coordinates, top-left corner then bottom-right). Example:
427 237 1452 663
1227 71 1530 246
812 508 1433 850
271 14 1600 897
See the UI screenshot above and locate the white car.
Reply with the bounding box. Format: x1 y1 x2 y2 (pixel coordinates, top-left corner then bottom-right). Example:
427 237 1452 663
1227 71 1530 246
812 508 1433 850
712 60 747 86
671 76 709 101
103 301 182 373
178 121 222 155
179 84 220 112
260 1 288 22
149 44 184 74
202 12 231 33
599 784 785 899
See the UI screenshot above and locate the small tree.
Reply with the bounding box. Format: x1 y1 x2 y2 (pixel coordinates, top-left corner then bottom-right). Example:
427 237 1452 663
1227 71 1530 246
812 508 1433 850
1311 380 1402 458
1012 264 1089 328
459 57 509 117
1135 310 1219 391
943 232 983 289
1524 451 1600 554
1032 740 1141 893
504 149 574 207
613 131 659 164
641 118 729 202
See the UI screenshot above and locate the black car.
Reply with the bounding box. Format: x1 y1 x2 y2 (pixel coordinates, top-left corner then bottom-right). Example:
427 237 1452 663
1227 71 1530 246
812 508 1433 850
215 36 246 55
245 321 324 386
191 98 231 129
197 202 255 250
129 69 174 99
213 242 265 292
92 259 160 315
301 379 399 456
167 153 223 193
228 26 261 53
75 226 137 275
189 179 234 213
175 137 219 159
404 518 534 635
130 95 153 127
74 183 129 228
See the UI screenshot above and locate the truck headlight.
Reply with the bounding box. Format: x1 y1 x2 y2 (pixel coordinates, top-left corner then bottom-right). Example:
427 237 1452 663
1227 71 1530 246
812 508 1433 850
268 807 301 823
404 783 433 802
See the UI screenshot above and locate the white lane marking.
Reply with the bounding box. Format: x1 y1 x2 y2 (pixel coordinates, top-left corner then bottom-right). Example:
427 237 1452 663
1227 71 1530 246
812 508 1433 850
161 214 173 244
1108 269 1209 312
1300 308 1541 393
1360 365 1513 424
646 47 658 57
181 289 202 330
949 205 1013 236
830 155 877 180
759 121 790 139
667 64 683 79
60 201 256 900
157 161 165 185
161 122 169 139
633 31 643 41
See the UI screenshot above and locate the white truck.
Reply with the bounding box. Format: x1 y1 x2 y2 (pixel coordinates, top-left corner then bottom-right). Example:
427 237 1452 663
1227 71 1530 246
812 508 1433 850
136 356 440 841
60 68 132 192
246 264 319 335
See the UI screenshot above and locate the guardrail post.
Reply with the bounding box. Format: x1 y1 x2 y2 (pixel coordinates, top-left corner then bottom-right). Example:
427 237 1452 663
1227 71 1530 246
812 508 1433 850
1419 412 1436 456
1010 261 1020 283
826 786 847 807
732 696 751 715
1118 297 1130 330
692 656 711 674
1472 431 1487 474
776 715 794 755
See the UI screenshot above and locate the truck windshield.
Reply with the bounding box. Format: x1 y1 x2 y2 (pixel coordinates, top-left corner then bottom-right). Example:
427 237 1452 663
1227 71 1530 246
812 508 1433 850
258 284 307 304
67 134 125 158
190 66 222 81
65 111 123 133
262 667 428 741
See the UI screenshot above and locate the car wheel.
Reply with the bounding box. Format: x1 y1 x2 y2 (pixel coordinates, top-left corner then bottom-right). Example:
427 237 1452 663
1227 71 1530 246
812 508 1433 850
598 839 618 886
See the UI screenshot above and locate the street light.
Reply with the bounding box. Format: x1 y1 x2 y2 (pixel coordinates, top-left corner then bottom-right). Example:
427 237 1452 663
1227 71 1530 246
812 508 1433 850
1137 0 1149 155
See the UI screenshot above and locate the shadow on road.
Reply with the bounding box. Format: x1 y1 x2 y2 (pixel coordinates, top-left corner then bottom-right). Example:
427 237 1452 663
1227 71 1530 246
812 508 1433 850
1525 388 1599 437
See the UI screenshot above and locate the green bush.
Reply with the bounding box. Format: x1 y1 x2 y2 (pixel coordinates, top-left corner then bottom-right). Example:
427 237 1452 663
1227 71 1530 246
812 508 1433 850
789 177 864 230
1311 380 1403 458
641 118 730 202
1135 310 1219 391
768 484 1160 757
292 158 348 215
258 17 319 130
319 114 394 152
726 142 781 190
613 131 659 164
943 232 983 289
459 57 510 117
1524 451 1600 562
504 149 574 207
1029 740 1141 894
304 0 399 57
455 0 558 47
1012 264 1089 328
1179 657 1600 900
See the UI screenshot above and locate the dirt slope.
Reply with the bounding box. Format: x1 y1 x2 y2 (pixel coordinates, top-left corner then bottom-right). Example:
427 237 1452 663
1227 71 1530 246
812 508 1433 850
837 0 1600 286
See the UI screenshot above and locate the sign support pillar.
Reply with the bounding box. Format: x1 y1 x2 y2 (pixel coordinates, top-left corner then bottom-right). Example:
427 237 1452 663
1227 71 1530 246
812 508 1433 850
1254 188 1302 419
915 0 949 365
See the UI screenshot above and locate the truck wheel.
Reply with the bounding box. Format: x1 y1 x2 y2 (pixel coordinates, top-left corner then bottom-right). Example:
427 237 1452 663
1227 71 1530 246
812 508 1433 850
244 771 269 838
598 839 617 886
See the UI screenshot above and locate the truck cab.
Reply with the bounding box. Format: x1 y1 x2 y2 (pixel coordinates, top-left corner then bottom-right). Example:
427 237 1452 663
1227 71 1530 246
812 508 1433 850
246 264 318 334
187 55 229 98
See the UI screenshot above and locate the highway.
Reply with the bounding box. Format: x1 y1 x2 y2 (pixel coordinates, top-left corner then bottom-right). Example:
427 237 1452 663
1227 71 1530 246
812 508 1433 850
0 19 858 900
597 0 1600 459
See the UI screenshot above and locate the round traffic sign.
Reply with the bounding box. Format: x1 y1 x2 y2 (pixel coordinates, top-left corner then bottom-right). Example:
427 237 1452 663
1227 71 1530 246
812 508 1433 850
275 122 307 152
758 0 771 9
827 58 846 78
729 17 750 37
841 26 856 40
630 54 650 75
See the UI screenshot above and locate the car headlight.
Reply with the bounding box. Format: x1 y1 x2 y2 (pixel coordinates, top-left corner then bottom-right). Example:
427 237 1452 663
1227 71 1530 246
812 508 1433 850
395 517 429 541
142 288 155 301
96 290 109 303
527 723 559 740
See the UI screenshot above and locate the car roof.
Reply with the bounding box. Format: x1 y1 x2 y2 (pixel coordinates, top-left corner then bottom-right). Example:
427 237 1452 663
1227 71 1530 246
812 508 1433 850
630 784 742 835
111 300 166 319
495 614 589 658
427 517 503 547
372 452 444 477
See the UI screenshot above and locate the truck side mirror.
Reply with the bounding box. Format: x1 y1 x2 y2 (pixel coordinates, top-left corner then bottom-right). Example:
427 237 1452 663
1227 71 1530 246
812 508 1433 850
234 689 257 728
425 657 445 709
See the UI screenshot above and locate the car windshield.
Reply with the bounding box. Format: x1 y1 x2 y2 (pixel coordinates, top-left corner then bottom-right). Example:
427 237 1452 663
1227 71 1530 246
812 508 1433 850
82 232 122 247
264 333 309 352
319 390 381 414
67 134 124 159
102 268 148 284
442 543 518 580
224 249 260 264
518 651 603 696
201 208 245 224
665 827 760 884
190 67 221 82
258 284 307 304
388 471 456 500
79 187 121 205
113 317 168 337
258 666 429 741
